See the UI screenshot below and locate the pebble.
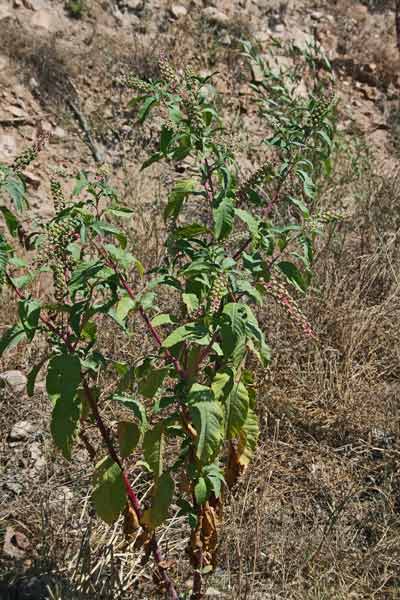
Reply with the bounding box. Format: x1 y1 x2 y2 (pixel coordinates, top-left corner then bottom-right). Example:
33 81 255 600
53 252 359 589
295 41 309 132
203 7 229 27
9 420 37 442
170 4 187 18
0 370 27 392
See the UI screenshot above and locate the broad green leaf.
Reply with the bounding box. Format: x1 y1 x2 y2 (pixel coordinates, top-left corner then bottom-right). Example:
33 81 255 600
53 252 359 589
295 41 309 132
151 313 174 327
182 293 199 313
219 303 248 365
188 384 224 465
162 323 209 348
4 175 27 212
138 367 169 399
211 369 233 401
18 299 41 342
237 408 259 466
27 356 48 397
164 179 196 221
142 471 174 529
235 208 260 238
47 354 81 460
113 395 148 431
225 381 249 439
138 96 158 123
277 261 305 292
0 206 20 237
143 422 164 480
213 196 234 240
115 295 136 322
92 457 126 525
118 421 140 458
0 323 26 358
194 477 208 505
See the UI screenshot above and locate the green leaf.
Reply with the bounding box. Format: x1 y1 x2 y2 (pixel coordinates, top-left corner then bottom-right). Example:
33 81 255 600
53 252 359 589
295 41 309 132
4 175 27 212
113 395 148 431
151 313 174 327
143 422 165 480
235 208 260 239
194 477 208 505
162 322 209 348
0 323 26 358
211 369 233 401
138 96 158 123
138 367 169 399
115 295 136 323
225 381 249 439
141 152 163 171
219 303 248 365
188 384 224 465
277 261 305 292
27 356 48 397
142 471 174 529
213 196 234 240
237 408 259 466
18 299 41 342
118 421 140 458
182 293 200 314
164 179 196 221
0 206 20 237
47 354 81 460
160 125 173 154
92 457 126 525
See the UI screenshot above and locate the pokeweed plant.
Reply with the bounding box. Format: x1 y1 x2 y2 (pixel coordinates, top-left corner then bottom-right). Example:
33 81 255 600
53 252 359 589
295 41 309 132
0 39 342 599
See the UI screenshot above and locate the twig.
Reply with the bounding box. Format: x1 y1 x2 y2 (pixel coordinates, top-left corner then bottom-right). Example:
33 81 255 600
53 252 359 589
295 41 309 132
67 99 104 163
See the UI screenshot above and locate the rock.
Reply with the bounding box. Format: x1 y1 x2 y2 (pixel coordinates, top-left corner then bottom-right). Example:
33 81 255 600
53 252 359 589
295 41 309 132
0 370 27 392
3 527 30 560
30 442 46 470
31 9 60 31
0 134 17 161
310 11 323 21
22 169 41 189
9 420 36 442
203 7 229 27
14 0 23 7
274 24 285 33
125 0 144 12
170 4 187 18
53 126 66 139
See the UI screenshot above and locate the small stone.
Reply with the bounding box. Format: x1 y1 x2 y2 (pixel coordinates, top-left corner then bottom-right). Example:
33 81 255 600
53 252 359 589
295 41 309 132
1 370 27 392
3 527 30 559
170 4 187 18
53 126 66 139
14 0 23 7
0 134 17 161
22 169 41 189
310 11 323 21
274 24 284 33
9 420 36 442
125 0 144 12
203 7 229 27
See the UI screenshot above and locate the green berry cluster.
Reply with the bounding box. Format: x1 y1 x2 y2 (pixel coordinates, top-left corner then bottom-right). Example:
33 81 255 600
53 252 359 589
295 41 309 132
208 273 228 315
159 53 178 86
125 74 154 94
237 162 274 203
11 147 38 174
316 210 345 224
50 179 66 213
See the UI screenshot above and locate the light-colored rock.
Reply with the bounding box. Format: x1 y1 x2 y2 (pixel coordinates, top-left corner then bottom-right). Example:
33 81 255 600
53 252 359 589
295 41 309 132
1 370 27 392
9 420 37 442
31 8 60 31
0 134 17 161
22 169 41 189
125 0 144 12
203 7 229 26
171 4 187 18
310 11 323 21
